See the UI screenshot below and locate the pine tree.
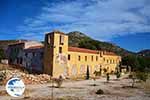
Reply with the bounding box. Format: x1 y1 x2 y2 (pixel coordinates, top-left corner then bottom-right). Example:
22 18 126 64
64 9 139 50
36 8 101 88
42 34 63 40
86 65 90 80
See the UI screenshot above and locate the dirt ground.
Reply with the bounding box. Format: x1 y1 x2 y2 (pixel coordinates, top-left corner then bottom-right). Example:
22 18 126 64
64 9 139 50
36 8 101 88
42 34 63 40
0 75 150 100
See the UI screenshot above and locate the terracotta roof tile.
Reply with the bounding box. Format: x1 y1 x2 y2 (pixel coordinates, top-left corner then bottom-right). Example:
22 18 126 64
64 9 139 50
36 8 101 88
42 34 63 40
68 46 118 56
68 46 99 54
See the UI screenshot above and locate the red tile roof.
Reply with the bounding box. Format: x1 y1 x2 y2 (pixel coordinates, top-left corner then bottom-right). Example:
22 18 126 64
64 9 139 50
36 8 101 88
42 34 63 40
68 46 118 56
68 46 99 54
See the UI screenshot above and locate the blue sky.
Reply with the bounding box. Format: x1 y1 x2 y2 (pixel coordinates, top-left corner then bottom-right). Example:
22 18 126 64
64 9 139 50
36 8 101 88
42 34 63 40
0 0 150 52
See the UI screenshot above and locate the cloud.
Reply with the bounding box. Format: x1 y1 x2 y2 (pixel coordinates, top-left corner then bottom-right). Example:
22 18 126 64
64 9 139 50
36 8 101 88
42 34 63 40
17 0 150 41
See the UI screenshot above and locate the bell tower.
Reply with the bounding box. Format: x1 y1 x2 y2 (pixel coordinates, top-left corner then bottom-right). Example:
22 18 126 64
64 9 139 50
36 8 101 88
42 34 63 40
43 31 68 77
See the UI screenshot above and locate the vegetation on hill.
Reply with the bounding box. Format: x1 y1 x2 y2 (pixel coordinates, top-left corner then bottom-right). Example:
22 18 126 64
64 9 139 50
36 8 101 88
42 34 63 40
137 49 150 57
67 31 135 56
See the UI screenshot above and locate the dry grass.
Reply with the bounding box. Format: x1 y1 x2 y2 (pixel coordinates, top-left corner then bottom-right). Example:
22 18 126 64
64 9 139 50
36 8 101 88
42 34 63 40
0 64 9 71
0 90 9 96
143 79 150 94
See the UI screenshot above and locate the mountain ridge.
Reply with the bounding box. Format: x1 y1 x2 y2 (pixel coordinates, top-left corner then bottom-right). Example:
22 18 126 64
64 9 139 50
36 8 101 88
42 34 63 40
137 49 150 57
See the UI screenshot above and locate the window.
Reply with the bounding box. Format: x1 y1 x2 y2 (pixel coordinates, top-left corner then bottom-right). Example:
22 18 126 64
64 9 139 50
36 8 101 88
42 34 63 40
20 57 22 64
78 56 81 61
59 47 62 53
17 57 19 63
68 54 70 60
100 52 102 57
25 53 28 57
96 56 98 61
32 52 35 57
107 59 109 63
85 56 87 61
91 56 93 61
110 59 112 64
40 52 43 58
103 58 105 61
60 35 64 45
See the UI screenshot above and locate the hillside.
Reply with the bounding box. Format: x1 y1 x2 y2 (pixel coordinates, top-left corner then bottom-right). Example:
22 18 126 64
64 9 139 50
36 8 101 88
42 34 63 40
67 31 135 56
138 49 150 57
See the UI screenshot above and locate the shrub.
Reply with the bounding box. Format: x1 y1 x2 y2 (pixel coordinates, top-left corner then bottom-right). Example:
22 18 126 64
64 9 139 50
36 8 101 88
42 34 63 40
143 78 150 93
96 89 104 95
129 72 136 88
115 66 121 79
106 73 110 82
115 70 121 79
129 72 149 88
53 76 64 88
103 68 108 75
136 72 148 82
94 71 101 76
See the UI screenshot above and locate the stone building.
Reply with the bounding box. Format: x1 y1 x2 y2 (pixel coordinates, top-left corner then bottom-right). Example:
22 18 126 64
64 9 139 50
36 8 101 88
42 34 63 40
8 31 121 78
44 31 121 78
8 41 43 73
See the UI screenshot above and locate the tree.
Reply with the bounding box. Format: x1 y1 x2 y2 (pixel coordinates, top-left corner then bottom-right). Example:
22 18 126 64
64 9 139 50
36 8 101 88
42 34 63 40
115 67 121 79
86 65 90 80
122 55 150 72
122 55 150 87
106 73 110 82
115 62 121 79
122 55 141 72
129 72 136 88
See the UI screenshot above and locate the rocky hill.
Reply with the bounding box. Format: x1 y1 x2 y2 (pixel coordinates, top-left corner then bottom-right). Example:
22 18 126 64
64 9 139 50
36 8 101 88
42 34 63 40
67 31 135 56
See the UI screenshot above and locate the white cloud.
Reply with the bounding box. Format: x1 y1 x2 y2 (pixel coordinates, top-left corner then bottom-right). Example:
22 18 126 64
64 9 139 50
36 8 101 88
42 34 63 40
18 0 150 41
